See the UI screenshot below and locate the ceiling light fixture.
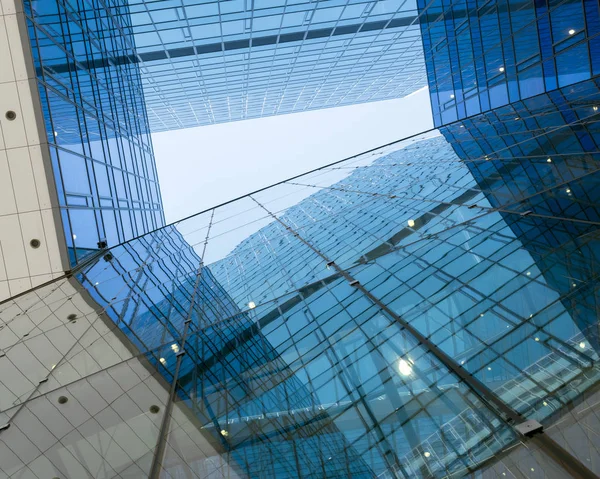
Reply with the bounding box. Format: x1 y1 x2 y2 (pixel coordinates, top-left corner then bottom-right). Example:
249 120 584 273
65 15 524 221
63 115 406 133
398 359 412 376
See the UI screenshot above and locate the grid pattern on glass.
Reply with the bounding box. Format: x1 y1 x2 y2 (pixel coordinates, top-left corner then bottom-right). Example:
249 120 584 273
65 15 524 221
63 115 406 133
24 0 165 265
418 0 600 126
1 79 600 477
130 0 426 130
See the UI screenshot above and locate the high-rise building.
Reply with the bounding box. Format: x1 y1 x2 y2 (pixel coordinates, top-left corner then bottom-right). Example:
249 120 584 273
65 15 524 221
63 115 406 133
0 0 599 477
418 0 600 126
127 0 427 130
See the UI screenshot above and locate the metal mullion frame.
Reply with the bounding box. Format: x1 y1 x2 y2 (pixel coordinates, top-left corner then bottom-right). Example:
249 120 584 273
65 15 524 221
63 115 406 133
250 194 599 478
149 210 215 477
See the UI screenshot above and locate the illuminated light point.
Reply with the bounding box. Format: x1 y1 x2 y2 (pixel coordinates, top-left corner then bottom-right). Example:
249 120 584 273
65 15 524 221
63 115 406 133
220 429 229 437
450 94 455 99
423 452 431 458
94 282 99 285
487 367 492 371
248 301 256 309
526 271 531 276
514 117 520 121
407 219 415 227
53 131 58 137
594 106 599 111
579 342 586 349
569 29 575 35
51 364 56 370
546 158 552 163
171 344 179 353
535 337 540 341
499 67 505 72
543 401 548 406
531 468 535 472
572 283 577 288
460 360 465 365
398 359 412 376
159 358 166 365
460 125 464 128
566 189 571 193
72 234 77 239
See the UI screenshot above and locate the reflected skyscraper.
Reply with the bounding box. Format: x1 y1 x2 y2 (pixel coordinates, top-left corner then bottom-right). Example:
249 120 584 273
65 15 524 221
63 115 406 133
0 0 599 477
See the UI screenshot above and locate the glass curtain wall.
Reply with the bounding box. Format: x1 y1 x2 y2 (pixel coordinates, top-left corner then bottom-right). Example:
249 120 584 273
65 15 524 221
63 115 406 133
1 78 599 478
24 0 165 265
418 0 600 126
127 0 426 130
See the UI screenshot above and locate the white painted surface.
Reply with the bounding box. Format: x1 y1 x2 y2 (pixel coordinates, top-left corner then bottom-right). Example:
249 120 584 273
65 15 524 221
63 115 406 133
0 278 238 478
0 0 69 301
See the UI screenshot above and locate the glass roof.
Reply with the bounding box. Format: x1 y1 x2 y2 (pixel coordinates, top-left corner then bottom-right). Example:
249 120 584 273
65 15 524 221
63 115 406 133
1 78 599 478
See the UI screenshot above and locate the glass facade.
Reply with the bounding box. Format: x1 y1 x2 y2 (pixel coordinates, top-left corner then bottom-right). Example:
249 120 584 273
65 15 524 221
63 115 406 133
1 75 599 476
418 0 600 126
1 0 599 477
25 0 165 265
128 0 426 130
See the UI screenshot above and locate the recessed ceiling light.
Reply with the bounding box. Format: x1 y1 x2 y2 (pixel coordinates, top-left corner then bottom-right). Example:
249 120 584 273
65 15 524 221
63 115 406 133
579 342 586 349
407 219 415 227
424 451 431 458
499 67 505 72
569 29 575 35
398 359 412 376
248 301 256 309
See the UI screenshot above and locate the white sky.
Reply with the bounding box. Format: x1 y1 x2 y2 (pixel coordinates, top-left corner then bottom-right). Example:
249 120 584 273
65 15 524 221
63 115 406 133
152 87 433 223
